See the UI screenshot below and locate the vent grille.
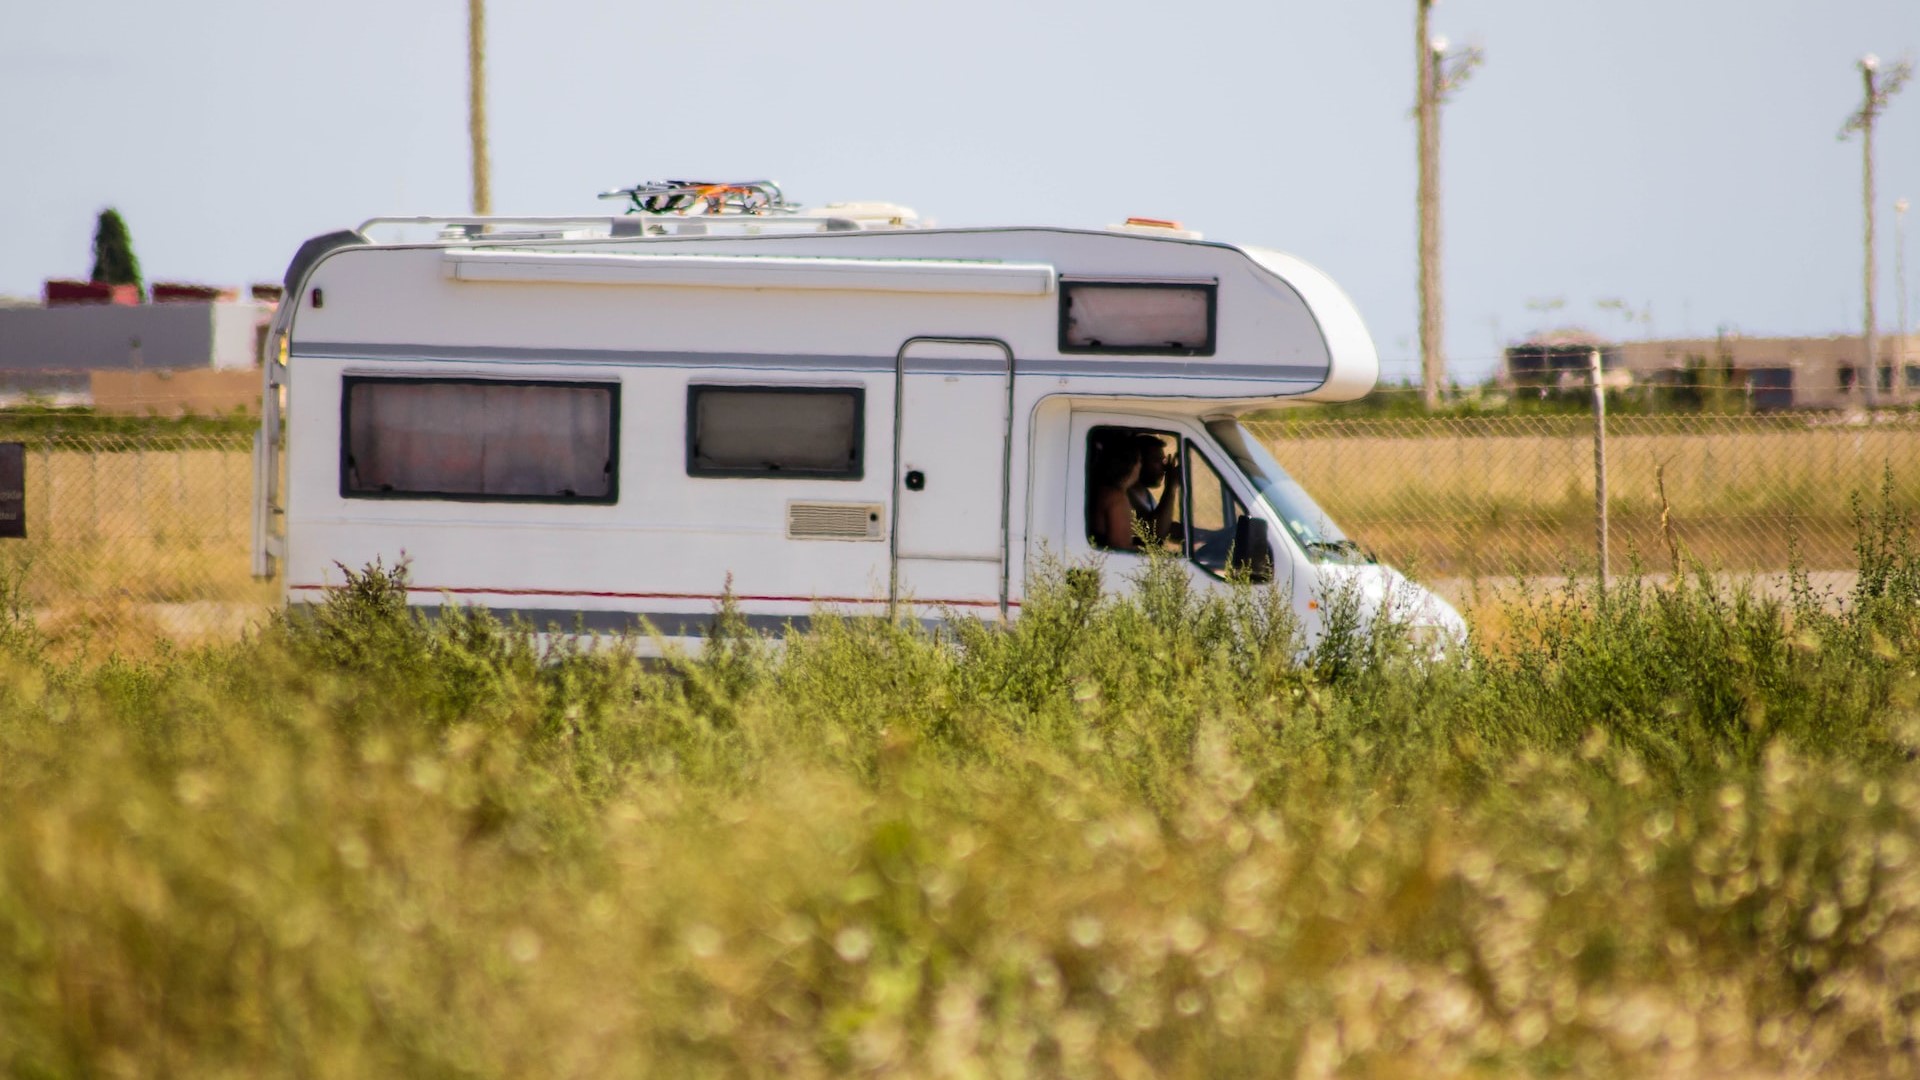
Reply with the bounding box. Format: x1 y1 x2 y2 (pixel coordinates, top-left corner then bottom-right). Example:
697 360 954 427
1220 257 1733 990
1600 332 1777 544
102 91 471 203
787 501 885 541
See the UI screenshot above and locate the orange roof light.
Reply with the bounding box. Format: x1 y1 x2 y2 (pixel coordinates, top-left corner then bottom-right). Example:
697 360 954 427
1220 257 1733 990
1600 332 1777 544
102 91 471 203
1124 217 1184 230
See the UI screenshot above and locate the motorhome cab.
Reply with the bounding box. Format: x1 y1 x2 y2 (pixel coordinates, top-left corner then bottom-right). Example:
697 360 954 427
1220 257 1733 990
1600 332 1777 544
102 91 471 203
252 181 1465 652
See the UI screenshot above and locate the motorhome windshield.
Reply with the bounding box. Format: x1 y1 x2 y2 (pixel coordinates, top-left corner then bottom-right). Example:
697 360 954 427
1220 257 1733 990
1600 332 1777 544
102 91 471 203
1206 420 1373 566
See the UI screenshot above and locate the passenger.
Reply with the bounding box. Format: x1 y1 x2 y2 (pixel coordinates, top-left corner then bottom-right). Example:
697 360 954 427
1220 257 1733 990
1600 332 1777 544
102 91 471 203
1127 434 1183 545
1090 439 1143 550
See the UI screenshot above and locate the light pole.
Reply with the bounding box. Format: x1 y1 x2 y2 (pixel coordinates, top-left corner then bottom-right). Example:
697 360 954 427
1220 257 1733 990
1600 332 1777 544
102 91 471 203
468 0 492 216
1415 0 1482 410
1842 54 1911 407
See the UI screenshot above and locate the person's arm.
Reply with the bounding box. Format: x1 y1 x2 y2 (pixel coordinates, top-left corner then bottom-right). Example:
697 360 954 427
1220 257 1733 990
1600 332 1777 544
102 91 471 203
1149 457 1182 541
1099 490 1138 550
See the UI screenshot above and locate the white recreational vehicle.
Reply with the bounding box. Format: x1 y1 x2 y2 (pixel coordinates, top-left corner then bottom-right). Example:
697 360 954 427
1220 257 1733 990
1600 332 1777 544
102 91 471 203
252 181 1464 650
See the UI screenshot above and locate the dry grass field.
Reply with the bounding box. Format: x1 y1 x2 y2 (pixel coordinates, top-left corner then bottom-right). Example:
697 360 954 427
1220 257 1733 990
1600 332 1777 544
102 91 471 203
1255 415 1920 578
0 438 274 652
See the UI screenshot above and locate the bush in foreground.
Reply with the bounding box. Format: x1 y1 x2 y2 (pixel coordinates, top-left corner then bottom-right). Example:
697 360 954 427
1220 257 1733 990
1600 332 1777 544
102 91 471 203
0 510 1917 1076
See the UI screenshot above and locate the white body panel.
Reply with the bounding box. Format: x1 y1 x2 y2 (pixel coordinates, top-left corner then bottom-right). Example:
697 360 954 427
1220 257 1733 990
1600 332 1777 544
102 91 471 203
262 220 1462 651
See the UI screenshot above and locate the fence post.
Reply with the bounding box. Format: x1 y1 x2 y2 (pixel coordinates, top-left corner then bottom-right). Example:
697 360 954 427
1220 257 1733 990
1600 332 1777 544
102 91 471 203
40 441 51 542
1590 348 1609 588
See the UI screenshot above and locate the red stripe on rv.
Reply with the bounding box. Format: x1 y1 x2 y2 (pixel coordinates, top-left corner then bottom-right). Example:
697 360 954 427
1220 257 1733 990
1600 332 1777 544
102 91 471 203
285 584 1020 609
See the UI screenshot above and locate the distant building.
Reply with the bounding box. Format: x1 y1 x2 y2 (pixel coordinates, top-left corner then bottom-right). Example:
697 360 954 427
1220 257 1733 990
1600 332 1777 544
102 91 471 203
45 280 141 307
1503 332 1920 410
0 279 278 398
1501 331 1625 391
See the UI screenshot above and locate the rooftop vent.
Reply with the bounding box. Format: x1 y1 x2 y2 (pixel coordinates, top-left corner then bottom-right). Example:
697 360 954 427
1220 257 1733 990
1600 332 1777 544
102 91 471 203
1108 217 1203 240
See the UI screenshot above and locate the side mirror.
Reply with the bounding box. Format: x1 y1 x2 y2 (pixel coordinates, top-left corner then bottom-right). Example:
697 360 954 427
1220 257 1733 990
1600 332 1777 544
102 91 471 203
1231 516 1276 584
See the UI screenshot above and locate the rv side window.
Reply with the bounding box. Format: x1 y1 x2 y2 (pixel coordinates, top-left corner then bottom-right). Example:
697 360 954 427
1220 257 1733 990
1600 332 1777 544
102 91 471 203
687 385 864 479
341 377 618 503
1059 281 1216 356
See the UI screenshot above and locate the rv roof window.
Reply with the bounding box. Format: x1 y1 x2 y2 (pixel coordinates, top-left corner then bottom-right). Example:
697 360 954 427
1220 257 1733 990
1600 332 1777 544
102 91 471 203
687 386 863 480
1060 281 1216 356
341 377 618 503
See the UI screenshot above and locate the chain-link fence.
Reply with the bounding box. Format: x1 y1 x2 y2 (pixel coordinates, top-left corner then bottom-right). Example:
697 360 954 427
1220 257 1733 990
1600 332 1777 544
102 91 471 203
5 415 1917 648
0 432 270 649
1248 412 1920 581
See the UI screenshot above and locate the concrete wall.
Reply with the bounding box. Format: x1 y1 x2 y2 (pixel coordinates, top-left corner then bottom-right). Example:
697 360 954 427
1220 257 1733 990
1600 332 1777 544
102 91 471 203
210 303 264 369
1615 335 1920 409
0 302 270 390
90 368 259 416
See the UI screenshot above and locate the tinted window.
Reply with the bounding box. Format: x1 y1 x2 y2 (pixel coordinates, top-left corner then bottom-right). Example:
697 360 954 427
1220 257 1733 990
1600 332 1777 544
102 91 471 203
687 386 864 479
342 378 617 502
1060 281 1216 356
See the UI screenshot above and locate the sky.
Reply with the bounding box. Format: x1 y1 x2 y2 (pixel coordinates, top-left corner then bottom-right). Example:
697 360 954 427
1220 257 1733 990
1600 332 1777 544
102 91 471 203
3 0 1916 383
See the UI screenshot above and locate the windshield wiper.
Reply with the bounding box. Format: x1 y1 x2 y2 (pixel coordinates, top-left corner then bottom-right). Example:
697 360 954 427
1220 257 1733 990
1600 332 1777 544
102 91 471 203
1304 539 1374 564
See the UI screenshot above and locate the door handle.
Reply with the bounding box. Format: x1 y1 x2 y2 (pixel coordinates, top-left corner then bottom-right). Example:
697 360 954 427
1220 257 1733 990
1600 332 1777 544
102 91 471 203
904 470 926 491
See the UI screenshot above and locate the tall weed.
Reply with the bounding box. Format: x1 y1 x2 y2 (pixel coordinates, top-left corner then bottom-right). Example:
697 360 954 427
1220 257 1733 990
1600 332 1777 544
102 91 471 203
1 509 1919 1075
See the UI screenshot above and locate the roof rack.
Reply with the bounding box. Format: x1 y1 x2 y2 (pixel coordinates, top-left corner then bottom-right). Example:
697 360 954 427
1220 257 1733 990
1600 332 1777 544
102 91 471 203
351 188 921 246
358 215 619 233
598 180 793 216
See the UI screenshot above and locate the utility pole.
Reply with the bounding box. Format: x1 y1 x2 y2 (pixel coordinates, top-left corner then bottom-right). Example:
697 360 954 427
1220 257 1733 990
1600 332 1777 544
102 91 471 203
1899 197 1912 397
468 0 492 216
1415 1 1481 410
1842 54 1911 408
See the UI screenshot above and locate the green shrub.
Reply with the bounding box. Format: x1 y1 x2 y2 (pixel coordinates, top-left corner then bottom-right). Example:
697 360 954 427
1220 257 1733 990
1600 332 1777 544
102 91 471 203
0 509 1918 1076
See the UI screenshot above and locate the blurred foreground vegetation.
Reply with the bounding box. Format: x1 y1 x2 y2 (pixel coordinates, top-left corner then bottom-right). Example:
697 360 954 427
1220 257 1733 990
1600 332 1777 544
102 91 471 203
2 497 1920 1076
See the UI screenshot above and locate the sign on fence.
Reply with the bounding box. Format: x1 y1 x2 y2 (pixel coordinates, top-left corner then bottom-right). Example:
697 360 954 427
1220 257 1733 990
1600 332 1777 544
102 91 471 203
0 442 22 538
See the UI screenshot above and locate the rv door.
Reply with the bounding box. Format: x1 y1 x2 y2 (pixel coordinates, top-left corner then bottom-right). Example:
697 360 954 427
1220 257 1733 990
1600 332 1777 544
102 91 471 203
889 338 1016 621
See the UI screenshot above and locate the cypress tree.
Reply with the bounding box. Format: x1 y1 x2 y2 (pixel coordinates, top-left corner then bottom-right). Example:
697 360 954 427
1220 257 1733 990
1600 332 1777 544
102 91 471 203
89 208 144 299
